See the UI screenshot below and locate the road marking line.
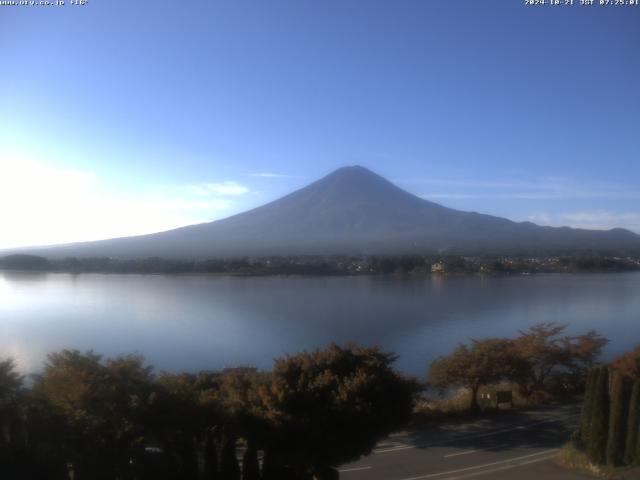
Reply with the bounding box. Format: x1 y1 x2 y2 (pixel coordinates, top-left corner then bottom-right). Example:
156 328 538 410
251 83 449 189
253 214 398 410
338 466 372 473
437 454 558 480
436 463 518 480
443 449 479 458
375 444 414 453
374 415 577 454
443 443 509 458
397 449 559 480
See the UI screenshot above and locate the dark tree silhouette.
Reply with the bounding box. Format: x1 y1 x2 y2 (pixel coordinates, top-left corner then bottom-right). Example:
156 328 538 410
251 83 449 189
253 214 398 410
260 344 419 479
587 366 609 465
152 371 222 480
579 368 598 445
606 371 630 466
624 380 640 465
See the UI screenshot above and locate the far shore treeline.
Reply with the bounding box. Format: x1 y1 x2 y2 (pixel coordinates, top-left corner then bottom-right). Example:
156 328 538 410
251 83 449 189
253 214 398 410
1 253 639 276
1 323 635 480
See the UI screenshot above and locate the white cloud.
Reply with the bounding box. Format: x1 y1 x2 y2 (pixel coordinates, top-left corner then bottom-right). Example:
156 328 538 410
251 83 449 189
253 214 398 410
527 211 640 233
186 181 249 196
0 154 237 249
249 172 299 179
206 181 249 195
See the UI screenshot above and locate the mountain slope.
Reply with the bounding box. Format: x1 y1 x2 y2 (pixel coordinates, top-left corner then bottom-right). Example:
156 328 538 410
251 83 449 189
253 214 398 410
11 166 640 258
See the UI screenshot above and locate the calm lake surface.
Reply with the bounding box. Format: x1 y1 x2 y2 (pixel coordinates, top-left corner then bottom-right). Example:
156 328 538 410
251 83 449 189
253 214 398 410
1 271 639 376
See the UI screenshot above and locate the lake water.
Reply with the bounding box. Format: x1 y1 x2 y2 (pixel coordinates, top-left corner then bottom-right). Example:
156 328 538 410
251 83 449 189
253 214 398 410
1 271 639 376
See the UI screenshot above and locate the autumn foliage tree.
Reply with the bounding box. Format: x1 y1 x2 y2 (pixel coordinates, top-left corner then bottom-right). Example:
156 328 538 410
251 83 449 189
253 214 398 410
509 323 607 398
260 344 420 479
0 343 423 480
151 371 223 480
216 370 271 480
612 345 640 379
428 323 608 411
428 338 516 412
33 350 155 480
0 359 24 479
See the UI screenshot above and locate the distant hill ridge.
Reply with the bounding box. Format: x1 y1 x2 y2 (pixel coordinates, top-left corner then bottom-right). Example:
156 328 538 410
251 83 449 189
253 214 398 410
8 166 640 258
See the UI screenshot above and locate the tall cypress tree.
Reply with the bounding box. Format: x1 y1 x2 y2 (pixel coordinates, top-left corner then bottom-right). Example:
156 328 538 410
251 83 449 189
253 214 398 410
580 368 598 446
219 432 240 480
204 431 220 479
625 380 640 466
607 371 630 466
241 443 260 480
588 366 609 465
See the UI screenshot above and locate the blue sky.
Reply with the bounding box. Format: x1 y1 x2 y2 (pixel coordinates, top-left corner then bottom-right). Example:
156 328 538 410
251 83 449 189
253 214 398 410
1 0 639 248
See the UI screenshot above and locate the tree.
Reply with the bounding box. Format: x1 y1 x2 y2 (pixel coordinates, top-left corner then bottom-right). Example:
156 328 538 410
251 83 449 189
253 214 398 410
607 371 630 466
510 323 607 397
261 344 419 479
0 358 23 438
218 429 240 480
609 345 640 467
612 345 640 379
152 371 222 480
579 368 598 446
34 350 105 480
588 366 609 465
624 380 640 465
428 338 516 412
216 370 270 480
241 443 260 480
0 358 25 480
34 350 155 480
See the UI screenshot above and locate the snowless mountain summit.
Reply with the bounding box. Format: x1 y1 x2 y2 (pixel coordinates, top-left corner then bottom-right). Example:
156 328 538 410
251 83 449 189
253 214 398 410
14 166 640 258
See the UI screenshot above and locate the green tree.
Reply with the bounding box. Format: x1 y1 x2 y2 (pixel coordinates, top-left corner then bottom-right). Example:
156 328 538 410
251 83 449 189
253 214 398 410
261 344 419 479
624 380 640 465
579 368 598 445
588 366 610 465
607 371 630 466
428 338 516 412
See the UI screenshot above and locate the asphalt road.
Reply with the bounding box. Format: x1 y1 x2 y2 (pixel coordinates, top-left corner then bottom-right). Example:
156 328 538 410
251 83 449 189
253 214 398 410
338 403 592 480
